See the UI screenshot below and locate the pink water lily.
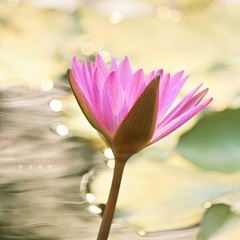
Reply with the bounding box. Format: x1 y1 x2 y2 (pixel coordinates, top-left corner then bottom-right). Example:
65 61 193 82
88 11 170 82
68 53 212 161
67 53 212 240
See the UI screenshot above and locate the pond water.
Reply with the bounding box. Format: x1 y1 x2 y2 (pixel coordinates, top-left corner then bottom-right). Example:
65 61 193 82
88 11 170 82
0 86 199 239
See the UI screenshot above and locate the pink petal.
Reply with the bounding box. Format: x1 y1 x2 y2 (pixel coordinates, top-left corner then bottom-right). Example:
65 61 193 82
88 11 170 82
94 53 110 79
139 70 163 98
138 71 155 99
150 97 213 143
92 67 107 130
82 59 94 103
102 71 126 136
119 56 133 90
156 73 171 123
174 88 209 118
155 69 163 80
89 62 95 84
160 74 190 120
111 57 121 84
102 93 114 136
92 67 105 100
144 71 155 87
67 68 109 139
169 70 185 88
72 56 88 97
125 68 145 111
157 83 203 128
111 57 118 70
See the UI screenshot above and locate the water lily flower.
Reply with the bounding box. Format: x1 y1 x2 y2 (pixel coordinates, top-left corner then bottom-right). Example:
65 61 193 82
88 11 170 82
68 53 212 162
67 53 212 240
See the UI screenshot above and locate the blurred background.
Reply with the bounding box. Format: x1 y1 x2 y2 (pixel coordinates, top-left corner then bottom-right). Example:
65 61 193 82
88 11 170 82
1 0 240 239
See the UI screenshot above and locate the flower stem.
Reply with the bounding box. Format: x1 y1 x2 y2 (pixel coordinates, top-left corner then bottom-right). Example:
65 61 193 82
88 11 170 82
96 160 126 240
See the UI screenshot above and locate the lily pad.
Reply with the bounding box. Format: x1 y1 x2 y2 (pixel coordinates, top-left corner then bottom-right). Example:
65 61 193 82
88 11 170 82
91 156 240 233
198 204 240 240
177 108 240 173
212 190 240 216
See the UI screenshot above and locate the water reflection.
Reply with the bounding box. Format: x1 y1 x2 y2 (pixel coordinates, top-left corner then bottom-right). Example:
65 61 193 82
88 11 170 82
0 86 103 239
0 86 199 239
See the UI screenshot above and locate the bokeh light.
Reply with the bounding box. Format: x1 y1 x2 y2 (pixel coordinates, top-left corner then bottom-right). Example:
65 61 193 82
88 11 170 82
41 79 53 91
92 38 104 52
203 202 212 209
104 148 114 159
86 193 96 203
109 10 123 24
81 42 95 56
225 0 238 11
156 6 172 20
99 51 111 63
89 205 102 214
8 0 19 7
50 99 63 112
107 160 115 169
169 10 182 23
138 231 145 236
56 125 69 136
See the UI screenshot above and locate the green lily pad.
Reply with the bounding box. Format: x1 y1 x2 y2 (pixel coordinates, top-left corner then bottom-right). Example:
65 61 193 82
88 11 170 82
177 108 240 173
198 204 240 240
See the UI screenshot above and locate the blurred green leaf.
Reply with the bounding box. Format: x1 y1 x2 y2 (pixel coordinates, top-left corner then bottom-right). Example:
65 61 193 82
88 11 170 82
177 109 240 173
174 0 214 12
207 62 229 73
198 204 239 240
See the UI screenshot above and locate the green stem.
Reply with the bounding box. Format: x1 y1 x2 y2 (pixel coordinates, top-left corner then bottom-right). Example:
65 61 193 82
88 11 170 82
96 160 126 240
